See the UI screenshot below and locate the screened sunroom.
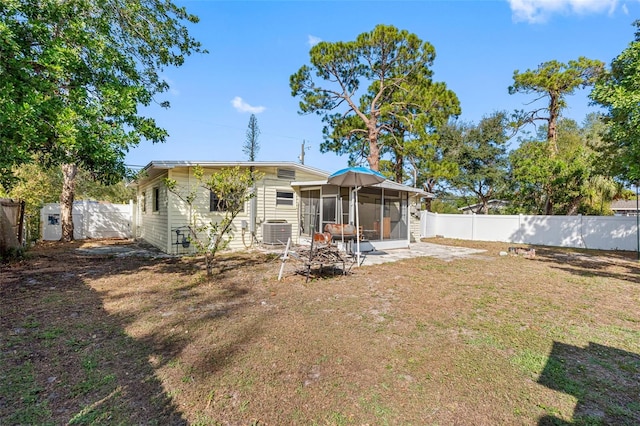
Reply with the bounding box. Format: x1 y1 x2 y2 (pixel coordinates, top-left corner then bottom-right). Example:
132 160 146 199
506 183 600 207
292 179 429 251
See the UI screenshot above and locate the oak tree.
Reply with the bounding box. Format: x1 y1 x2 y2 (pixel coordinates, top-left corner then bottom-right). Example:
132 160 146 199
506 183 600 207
1 0 204 241
591 20 640 184
439 112 511 214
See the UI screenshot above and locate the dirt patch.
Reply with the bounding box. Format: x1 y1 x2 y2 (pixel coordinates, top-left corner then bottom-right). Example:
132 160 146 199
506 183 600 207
2 238 639 424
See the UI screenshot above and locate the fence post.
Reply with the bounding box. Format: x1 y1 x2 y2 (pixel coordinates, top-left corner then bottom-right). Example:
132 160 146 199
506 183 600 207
470 213 475 241
578 214 585 249
433 212 438 238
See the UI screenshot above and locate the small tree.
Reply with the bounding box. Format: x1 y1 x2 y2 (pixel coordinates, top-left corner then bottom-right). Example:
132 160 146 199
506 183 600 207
164 166 257 278
243 114 261 161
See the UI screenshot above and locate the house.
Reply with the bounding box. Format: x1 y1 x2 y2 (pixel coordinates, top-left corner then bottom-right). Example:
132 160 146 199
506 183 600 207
610 198 639 216
131 161 431 254
458 199 509 215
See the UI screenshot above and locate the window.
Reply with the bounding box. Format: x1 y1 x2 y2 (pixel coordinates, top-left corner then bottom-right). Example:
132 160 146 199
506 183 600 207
153 187 160 212
210 191 226 212
210 191 244 212
276 191 294 206
277 168 295 180
141 192 146 213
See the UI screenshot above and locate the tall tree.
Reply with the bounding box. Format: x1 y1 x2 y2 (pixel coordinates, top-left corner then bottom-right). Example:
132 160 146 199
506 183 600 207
509 57 604 154
243 114 260 161
290 24 459 172
439 112 511 214
1 0 204 241
591 20 640 184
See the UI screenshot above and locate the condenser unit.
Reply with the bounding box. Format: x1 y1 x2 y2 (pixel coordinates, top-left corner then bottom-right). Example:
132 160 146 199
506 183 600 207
262 220 291 245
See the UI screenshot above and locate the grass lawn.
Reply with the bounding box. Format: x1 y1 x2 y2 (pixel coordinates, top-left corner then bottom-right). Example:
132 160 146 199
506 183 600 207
1 238 639 425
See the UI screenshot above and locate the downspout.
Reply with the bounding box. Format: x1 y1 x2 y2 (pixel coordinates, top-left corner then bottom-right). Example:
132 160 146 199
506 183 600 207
250 184 257 234
250 166 257 237
166 169 172 254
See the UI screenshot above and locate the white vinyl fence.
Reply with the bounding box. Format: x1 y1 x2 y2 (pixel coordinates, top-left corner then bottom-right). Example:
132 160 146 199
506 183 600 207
421 211 639 251
41 200 133 241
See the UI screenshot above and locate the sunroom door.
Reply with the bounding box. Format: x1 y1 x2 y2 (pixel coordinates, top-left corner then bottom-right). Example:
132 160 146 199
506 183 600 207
321 195 338 234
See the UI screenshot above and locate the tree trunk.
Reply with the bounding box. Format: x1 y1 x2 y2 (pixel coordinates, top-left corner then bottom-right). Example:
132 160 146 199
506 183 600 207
423 178 436 212
547 93 560 155
479 198 489 214
367 139 380 171
60 163 77 242
393 152 404 183
205 252 214 279
544 194 553 215
367 121 380 171
566 196 582 215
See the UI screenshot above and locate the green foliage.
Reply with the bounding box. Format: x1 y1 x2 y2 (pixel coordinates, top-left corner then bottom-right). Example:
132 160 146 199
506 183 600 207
243 114 260 161
291 24 459 173
1 163 134 241
439 111 511 213
429 198 461 214
1 0 204 239
510 57 604 152
591 20 640 183
164 166 258 279
506 117 619 215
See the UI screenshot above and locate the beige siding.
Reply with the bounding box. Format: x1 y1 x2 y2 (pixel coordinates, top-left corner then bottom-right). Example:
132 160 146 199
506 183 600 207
137 164 327 253
409 197 422 243
136 172 169 252
253 166 324 245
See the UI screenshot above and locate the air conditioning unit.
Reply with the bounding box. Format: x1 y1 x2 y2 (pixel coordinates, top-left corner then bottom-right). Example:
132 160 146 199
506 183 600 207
262 220 291 245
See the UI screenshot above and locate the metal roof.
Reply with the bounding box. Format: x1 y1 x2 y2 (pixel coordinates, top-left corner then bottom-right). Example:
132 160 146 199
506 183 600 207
291 179 433 197
131 160 329 186
130 161 433 197
610 199 640 211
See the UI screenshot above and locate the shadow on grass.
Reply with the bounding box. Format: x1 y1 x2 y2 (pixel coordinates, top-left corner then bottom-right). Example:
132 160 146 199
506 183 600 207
0 254 187 424
538 341 640 425
0 240 275 423
532 248 640 285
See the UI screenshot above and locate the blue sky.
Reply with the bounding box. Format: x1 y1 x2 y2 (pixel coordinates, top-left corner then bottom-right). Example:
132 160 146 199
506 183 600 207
126 0 640 173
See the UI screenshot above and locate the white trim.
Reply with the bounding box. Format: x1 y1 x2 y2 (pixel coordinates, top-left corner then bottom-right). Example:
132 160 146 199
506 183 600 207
291 179 432 197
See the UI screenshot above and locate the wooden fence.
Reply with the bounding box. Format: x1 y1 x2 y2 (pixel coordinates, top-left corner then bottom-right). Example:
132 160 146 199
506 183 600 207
1 199 25 254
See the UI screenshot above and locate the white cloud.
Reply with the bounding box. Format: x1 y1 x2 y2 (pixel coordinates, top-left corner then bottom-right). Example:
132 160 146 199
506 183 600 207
508 0 625 23
308 35 322 47
231 96 266 114
162 75 180 96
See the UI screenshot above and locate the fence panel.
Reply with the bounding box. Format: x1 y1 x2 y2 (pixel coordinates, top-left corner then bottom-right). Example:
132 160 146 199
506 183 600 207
420 211 639 251
41 201 132 241
474 215 522 242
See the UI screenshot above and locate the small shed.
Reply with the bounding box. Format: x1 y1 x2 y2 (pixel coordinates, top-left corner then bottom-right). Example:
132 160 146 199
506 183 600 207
41 200 133 241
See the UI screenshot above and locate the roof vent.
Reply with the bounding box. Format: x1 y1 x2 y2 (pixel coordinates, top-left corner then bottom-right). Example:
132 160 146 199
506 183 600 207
277 168 295 180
